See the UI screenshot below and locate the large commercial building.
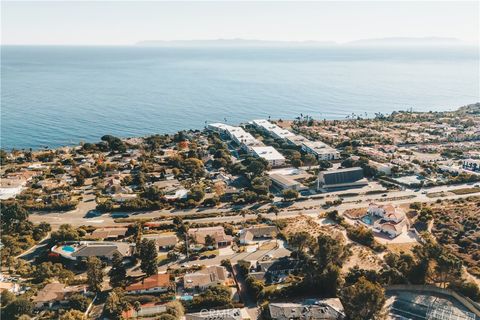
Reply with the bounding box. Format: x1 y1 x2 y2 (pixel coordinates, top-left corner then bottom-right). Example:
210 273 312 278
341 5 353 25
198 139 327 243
252 119 340 162
252 119 296 140
207 123 261 150
208 122 285 166
251 146 286 167
269 173 305 191
317 167 367 190
301 140 340 161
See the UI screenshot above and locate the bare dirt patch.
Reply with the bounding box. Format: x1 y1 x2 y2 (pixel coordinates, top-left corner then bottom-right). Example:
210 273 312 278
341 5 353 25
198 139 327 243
280 215 345 240
342 245 383 272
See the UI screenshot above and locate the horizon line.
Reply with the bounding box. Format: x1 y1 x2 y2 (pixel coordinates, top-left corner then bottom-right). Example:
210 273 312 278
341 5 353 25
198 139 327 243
1 36 479 47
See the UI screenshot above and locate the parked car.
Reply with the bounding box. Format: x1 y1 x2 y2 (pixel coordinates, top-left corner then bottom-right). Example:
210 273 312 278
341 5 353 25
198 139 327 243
111 213 129 218
84 210 101 218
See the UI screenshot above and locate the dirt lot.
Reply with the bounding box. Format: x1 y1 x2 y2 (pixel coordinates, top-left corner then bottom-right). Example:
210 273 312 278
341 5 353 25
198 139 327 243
280 215 344 240
342 245 383 272
429 197 480 277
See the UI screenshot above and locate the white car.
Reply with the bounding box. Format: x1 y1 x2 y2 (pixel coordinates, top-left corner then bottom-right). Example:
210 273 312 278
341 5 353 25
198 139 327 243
262 254 273 261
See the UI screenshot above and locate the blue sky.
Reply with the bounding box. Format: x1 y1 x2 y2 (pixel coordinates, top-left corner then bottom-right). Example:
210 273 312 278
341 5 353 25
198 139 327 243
2 1 479 45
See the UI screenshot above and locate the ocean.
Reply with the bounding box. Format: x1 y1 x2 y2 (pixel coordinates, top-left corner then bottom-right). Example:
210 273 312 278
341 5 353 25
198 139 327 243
1 45 479 150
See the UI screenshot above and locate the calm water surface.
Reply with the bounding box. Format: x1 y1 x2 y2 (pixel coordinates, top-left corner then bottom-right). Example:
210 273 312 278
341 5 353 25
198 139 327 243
1 45 479 149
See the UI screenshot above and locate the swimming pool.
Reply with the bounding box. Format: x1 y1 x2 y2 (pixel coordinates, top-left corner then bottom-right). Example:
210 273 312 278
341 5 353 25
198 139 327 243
62 246 75 253
180 295 193 301
361 215 373 225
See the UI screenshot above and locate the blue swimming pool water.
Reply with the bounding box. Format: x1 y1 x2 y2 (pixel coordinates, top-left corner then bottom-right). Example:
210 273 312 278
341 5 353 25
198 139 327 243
361 215 373 225
180 295 193 301
62 246 75 253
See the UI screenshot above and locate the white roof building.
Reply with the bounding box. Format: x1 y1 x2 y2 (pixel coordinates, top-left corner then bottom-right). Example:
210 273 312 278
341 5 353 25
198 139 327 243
301 140 340 161
251 146 286 167
207 123 262 149
252 119 296 140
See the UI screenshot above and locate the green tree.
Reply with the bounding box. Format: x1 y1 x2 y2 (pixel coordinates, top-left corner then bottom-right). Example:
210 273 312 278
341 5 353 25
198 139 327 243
1 203 29 233
435 251 462 288
1 290 16 306
60 310 86 320
101 135 126 153
282 189 299 201
288 232 314 256
165 300 184 319
104 288 130 320
191 285 232 311
340 277 386 320
183 158 205 179
139 239 158 276
86 257 104 293
3 298 33 319
109 252 127 288
204 234 216 248
158 314 176 320
303 153 317 168
246 160 267 176
0 149 7 166
68 294 91 312
316 233 346 269
188 185 205 202
449 281 480 302
51 224 81 242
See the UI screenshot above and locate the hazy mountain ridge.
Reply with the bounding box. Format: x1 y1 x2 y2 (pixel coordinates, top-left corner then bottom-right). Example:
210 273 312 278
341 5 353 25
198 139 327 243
136 37 473 47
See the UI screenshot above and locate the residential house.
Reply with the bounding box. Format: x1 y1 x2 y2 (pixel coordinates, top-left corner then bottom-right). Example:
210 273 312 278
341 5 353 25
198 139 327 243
125 274 172 295
32 282 86 310
52 241 133 261
183 266 229 291
239 225 278 244
188 226 233 248
111 193 137 203
90 227 128 241
142 233 178 250
258 258 302 284
368 204 406 224
269 299 345 320
368 203 407 238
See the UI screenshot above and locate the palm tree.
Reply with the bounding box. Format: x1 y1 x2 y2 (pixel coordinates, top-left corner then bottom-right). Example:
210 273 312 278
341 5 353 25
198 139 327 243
133 301 141 319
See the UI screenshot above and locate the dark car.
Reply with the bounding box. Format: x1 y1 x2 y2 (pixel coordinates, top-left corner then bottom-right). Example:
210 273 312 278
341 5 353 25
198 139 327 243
199 255 208 260
208 254 217 259
111 213 130 218
84 210 101 218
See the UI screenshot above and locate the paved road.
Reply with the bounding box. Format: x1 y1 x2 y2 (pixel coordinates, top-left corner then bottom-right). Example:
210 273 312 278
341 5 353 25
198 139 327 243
16 233 51 262
29 182 480 229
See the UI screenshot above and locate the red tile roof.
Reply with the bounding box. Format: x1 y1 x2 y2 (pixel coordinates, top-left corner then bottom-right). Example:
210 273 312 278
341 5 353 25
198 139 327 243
126 274 171 292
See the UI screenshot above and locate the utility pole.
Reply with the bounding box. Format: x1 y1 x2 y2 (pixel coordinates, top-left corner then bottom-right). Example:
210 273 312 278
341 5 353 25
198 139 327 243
185 233 189 259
